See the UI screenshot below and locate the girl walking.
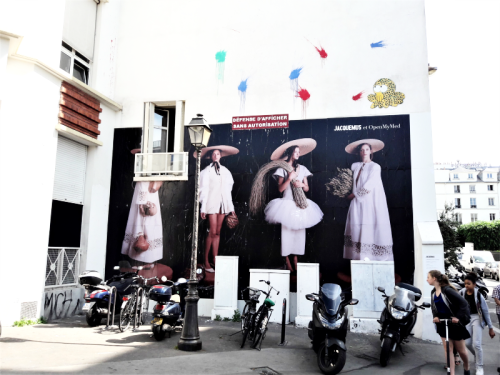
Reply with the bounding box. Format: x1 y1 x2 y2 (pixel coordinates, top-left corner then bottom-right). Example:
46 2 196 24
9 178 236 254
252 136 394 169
428 270 471 375
459 273 495 375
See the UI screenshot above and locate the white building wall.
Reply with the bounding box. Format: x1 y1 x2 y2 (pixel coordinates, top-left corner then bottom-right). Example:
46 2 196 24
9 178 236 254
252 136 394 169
0 0 120 325
0 60 61 325
435 173 500 224
109 0 430 128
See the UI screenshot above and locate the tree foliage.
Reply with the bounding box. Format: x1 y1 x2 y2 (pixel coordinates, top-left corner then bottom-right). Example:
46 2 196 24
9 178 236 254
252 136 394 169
438 204 462 270
458 220 500 250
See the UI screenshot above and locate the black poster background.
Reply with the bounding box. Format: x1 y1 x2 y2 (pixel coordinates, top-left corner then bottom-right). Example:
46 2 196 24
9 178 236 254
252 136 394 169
105 115 414 292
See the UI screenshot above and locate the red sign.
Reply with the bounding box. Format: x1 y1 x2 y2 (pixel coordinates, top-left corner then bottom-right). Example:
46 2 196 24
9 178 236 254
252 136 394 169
232 114 289 131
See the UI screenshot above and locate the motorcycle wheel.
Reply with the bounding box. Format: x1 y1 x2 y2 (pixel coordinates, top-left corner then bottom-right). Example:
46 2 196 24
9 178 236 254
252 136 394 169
380 338 393 367
317 343 346 374
85 305 102 327
152 325 167 341
119 301 132 332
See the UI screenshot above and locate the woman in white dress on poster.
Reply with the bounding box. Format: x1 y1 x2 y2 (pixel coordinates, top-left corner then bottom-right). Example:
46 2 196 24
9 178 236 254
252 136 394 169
265 139 323 272
197 145 239 272
343 139 393 261
121 177 164 264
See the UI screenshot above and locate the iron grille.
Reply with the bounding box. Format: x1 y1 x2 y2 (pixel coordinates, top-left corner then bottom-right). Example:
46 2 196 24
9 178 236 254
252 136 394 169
45 248 80 287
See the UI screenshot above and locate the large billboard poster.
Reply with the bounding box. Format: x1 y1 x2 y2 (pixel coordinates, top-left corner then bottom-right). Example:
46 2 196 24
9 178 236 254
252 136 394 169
105 114 413 293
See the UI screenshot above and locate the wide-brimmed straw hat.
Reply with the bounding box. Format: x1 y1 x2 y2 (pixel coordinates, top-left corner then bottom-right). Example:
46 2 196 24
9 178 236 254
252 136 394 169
345 139 384 154
270 138 317 161
193 145 239 159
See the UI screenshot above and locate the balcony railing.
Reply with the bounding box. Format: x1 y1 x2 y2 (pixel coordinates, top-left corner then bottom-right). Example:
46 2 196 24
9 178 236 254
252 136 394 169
134 152 188 180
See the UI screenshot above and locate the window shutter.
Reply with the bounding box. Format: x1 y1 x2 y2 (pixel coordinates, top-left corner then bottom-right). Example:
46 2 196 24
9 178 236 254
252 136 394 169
62 0 97 59
53 136 87 205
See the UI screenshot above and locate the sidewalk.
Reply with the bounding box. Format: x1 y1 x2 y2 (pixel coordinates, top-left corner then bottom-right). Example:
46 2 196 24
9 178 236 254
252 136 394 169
1 314 498 374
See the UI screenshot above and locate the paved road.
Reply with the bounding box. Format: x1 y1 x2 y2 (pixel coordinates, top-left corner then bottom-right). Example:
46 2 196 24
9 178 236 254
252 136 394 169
0 277 498 374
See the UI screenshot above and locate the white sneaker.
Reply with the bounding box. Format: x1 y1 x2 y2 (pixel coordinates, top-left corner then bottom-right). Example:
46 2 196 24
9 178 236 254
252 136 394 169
476 365 484 375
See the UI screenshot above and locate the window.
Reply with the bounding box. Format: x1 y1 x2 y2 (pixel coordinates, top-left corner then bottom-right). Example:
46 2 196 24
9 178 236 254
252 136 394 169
471 213 478 222
134 101 187 181
487 185 494 191
488 198 495 206
454 213 462 224
59 41 90 84
487 173 492 179
453 174 458 179
152 108 174 153
469 185 476 193
491 213 496 221
470 198 476 208
455 198 461 208
454 185 460 193
468 173 473 179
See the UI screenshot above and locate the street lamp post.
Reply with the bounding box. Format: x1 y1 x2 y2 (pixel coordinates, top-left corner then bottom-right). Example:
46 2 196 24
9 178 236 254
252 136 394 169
178 114 212 352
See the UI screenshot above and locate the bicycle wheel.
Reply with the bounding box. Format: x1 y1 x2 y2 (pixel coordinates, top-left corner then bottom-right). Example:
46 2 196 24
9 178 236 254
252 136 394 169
119 298 133 332
252 308 268 348
241 304 249 333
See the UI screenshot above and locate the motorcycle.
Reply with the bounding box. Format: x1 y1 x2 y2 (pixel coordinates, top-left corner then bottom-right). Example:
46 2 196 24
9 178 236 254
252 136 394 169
448 267 488 300
79 266 142 327
306 284 359 374
149 277 188 341
377 283 430 367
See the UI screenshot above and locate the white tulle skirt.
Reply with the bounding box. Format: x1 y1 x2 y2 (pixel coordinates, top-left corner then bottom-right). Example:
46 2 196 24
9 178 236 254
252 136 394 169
264 198 323 230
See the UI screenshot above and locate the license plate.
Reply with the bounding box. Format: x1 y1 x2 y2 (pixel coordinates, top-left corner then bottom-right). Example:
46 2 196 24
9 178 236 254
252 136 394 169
82 303 90 312
152 317 163 325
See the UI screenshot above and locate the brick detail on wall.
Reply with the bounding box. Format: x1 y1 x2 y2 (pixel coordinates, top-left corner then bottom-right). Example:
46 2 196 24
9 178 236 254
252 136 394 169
59 82 102 139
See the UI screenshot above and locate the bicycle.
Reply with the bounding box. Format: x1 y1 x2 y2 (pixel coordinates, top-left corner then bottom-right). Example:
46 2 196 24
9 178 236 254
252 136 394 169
240 286 262 348
251 280 280 351
119 276 160 332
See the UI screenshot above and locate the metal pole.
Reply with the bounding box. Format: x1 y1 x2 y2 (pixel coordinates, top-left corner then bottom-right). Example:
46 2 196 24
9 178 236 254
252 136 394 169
278 298 288 346
105 286 117 330
178 146 202 351
133 287 143 331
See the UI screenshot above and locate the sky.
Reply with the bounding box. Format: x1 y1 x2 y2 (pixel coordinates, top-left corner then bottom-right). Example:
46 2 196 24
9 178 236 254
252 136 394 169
425 0 500 166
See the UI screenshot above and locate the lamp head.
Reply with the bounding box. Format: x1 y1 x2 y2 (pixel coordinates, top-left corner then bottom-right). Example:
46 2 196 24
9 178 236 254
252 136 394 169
186 114 212 148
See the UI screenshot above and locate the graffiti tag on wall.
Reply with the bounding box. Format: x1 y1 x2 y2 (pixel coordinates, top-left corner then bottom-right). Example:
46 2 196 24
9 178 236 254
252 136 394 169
44 288 84 321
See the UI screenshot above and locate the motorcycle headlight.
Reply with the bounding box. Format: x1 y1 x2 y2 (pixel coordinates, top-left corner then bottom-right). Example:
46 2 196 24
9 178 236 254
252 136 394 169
389 306 409 320
319 312 345 329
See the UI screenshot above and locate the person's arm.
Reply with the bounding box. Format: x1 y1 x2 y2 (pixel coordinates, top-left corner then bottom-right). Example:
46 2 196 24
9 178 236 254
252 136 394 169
445 287 470 324
199 168 209 217
478 294 495 338
225 168 235 214
277 170 297 193
352 163 381 202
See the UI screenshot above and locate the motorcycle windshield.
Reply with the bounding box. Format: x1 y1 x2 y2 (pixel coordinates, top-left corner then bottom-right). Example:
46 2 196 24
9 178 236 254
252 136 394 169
389 286 416 311
320 283 342 316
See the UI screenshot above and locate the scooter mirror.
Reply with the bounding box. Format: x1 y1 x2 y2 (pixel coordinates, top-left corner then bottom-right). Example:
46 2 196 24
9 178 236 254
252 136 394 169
196 268 203 274
161 276 167 282
349 299 359 305
421 302 431 308
305 294 316 302
113 266 120 270
377 286 385 293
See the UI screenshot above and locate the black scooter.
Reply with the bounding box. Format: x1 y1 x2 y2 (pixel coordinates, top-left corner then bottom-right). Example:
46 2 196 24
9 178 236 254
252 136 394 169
306 284 358 374
377 283 430 367
79 266 141 327
149 278 188 341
